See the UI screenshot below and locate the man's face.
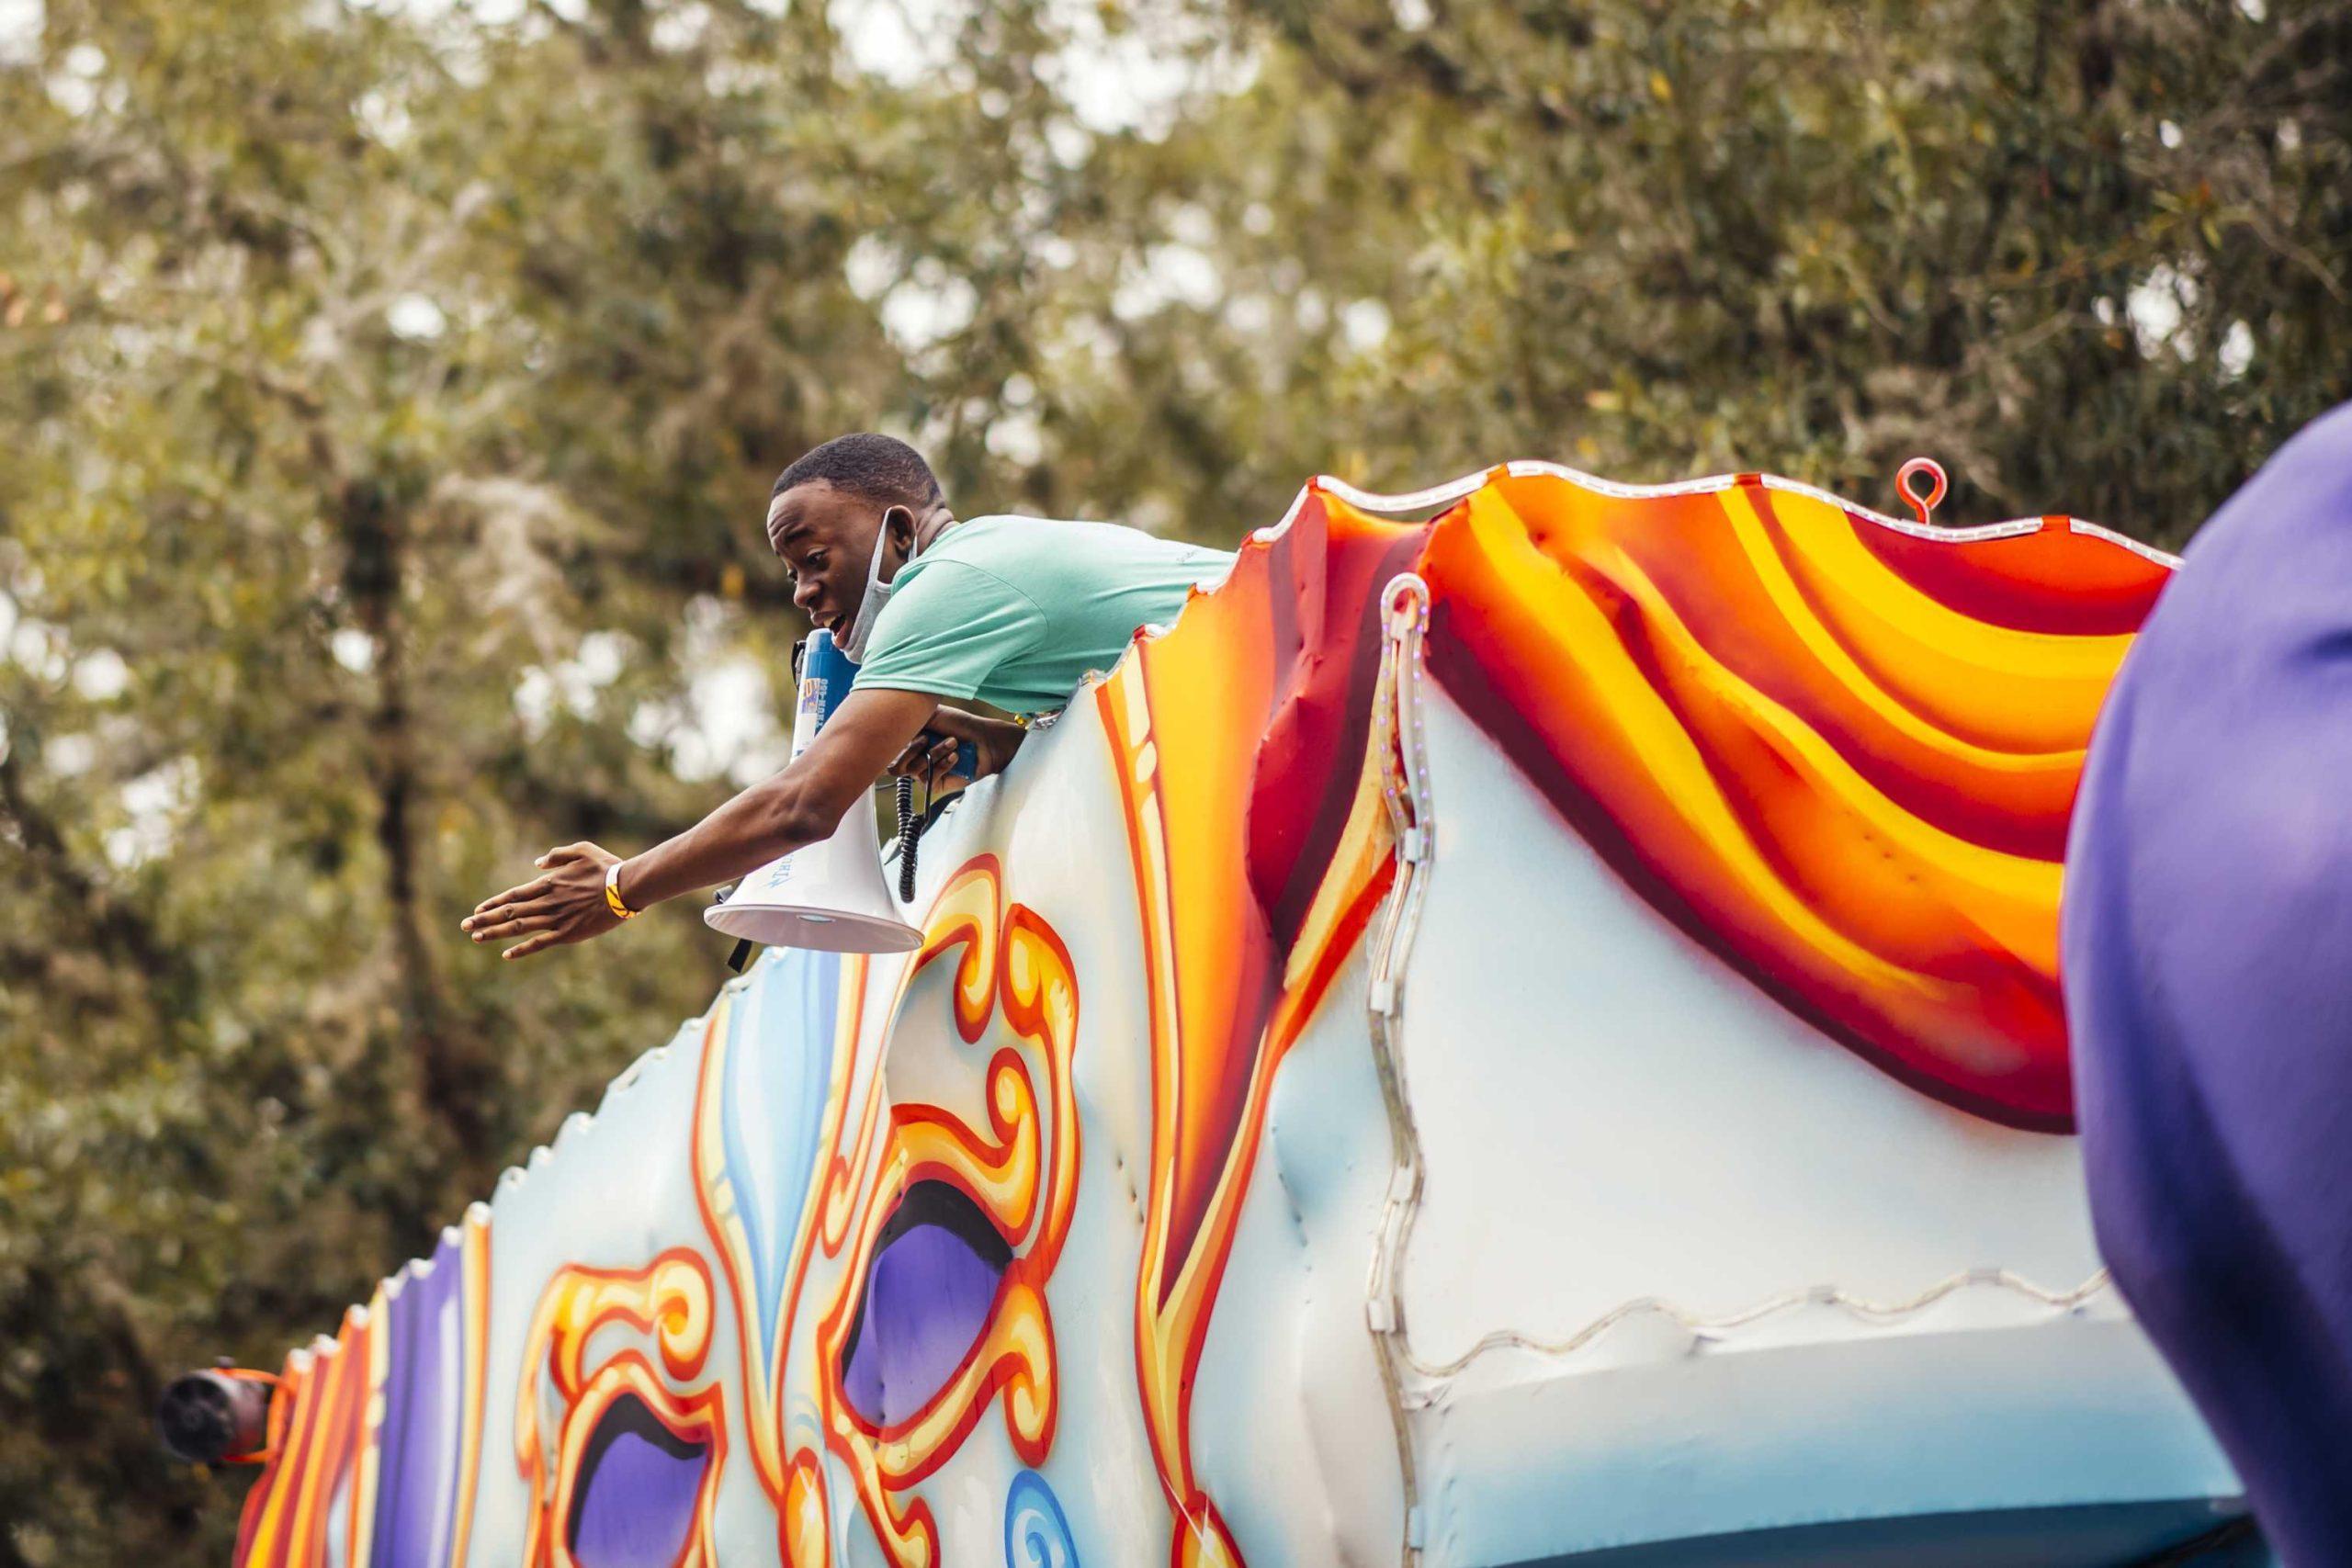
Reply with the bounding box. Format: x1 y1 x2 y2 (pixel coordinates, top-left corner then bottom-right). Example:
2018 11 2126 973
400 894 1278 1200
766 480 888 638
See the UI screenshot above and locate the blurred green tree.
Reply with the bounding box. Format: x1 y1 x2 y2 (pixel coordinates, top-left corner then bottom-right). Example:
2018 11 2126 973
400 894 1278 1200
0 0 2345 1562
1211 0 2352 526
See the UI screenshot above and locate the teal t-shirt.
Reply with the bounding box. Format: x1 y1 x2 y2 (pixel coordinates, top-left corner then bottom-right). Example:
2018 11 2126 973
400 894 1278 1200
850 515 1235 716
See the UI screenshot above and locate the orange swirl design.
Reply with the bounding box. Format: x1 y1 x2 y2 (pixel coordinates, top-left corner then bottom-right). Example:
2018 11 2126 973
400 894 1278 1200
1419 470 2163 1126
809 862 1083 1568
820 870 999 1259
1096 490 1419 1568
513 1248 724 1568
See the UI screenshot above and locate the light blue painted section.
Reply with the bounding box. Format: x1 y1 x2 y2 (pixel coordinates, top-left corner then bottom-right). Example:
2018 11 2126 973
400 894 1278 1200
720 947 841 1369
1422 1321 2244 1566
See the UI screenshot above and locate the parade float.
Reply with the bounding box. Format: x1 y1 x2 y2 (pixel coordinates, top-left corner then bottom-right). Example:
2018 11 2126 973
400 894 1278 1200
177 459 2259 1566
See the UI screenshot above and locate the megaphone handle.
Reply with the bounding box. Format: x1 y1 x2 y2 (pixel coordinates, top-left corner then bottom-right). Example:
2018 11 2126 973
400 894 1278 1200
910 732 980 781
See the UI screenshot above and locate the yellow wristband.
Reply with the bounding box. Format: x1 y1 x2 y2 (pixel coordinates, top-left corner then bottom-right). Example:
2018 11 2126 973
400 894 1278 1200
604 861 639 919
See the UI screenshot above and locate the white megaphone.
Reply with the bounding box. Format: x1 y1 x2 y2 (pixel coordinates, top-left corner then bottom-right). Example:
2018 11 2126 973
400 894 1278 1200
703 631 923 953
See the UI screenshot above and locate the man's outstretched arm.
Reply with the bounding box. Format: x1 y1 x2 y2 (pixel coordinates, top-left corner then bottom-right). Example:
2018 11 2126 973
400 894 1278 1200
464 685 943 961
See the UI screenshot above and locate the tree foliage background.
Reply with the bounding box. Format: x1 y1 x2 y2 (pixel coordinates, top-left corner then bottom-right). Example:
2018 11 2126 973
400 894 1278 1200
0 0 2345 1559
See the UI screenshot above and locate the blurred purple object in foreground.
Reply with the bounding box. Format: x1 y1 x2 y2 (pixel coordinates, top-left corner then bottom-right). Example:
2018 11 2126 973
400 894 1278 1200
2066 402 2352 1567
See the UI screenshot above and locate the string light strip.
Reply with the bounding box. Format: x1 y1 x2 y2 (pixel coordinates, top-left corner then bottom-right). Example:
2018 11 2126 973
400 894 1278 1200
1363 572 1436 1567
1401 1266 2115 1383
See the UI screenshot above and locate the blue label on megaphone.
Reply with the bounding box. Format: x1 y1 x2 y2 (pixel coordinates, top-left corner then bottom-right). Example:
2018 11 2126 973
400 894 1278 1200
797 630 858 732
796 631 982 782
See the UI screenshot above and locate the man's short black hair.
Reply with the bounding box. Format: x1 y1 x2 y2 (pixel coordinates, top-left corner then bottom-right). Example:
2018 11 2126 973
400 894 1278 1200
772 433 943 513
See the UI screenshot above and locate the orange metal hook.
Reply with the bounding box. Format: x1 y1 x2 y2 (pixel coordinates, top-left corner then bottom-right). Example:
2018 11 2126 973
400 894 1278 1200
1896 457 1948 527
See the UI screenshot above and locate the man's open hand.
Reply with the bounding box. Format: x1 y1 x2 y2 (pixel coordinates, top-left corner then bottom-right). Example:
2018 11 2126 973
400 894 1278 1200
463 841 624 961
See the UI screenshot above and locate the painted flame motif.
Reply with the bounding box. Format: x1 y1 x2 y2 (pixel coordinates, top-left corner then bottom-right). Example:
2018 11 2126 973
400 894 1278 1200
809 860 1083 1568
1098 491 1420 1567
1418 471 2163 1127
513 1248 724 1568
688 859 1082 1568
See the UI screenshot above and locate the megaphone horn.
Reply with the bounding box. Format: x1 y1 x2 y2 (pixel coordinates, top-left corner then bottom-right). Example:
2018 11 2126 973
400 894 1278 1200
704 631 923 954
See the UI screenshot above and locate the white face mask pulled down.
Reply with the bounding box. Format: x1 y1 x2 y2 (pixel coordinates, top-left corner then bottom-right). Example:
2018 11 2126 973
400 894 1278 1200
840 509 916 664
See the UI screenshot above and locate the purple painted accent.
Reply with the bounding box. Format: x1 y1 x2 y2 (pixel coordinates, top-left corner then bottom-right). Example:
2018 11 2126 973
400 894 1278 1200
2065 401 2352 1565
840 1189 1010 1427
372 1229 465 1568
565 1394 708 1568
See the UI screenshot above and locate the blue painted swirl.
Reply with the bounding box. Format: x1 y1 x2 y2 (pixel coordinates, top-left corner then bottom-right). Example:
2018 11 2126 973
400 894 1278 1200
1004 1469 1080 1568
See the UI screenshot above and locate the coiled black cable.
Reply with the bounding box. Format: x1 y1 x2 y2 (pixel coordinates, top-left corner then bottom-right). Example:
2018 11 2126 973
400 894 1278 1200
895 774 918 902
